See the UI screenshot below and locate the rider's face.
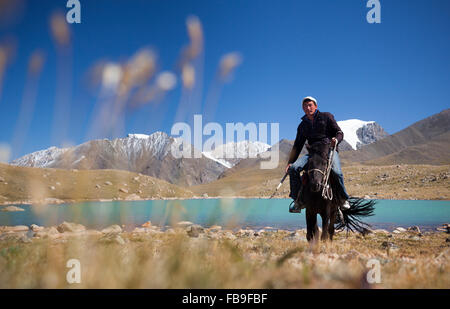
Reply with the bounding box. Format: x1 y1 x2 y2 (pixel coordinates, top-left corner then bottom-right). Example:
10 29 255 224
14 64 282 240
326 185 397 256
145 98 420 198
303 101 317 117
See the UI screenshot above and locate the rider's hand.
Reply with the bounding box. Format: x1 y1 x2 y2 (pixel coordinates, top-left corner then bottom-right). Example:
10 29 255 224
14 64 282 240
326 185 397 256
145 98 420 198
331 137 337 147
285 164 292 173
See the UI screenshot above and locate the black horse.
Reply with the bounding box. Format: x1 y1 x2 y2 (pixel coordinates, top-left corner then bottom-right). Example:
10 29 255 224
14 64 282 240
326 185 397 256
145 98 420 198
299 142 375 242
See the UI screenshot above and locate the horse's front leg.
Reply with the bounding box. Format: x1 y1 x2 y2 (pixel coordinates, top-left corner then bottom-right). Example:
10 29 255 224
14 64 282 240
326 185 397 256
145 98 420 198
320 211 329 241
328 204 337 241
306 208 318 242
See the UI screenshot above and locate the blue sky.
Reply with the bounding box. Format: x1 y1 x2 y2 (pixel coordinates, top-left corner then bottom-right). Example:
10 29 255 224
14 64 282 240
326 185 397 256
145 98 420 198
0 0 449 160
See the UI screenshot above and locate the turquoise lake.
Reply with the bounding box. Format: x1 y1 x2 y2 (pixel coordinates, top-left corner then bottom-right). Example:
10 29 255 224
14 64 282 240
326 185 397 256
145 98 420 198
1 199 449 231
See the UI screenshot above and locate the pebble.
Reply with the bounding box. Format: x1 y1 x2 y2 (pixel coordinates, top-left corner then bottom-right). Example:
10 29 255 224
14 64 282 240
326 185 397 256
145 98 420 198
101 225 123 234
30 224 44 232
373 229 390 234
393 227 407 234
186 224 204 237
33 227 60 238
208 225 222 233
176 221 194 228
57 221 86 233
100 233 126 245
407 226 421 233
0 225 29 232
132 227 161 234
141 221 152 228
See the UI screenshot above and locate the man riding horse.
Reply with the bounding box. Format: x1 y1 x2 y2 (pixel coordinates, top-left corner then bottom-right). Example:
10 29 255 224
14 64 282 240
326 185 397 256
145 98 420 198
286 96 351 213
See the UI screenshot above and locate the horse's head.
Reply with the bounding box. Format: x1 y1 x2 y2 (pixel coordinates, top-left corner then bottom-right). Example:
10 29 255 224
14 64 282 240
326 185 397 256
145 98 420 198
305 142 330 193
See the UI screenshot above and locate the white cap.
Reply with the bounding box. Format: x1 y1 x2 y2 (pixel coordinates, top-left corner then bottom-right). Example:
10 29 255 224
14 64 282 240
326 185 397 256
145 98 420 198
302 96 317 105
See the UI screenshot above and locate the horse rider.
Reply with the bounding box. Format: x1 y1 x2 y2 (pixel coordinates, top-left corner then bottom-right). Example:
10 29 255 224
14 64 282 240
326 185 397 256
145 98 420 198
286 96 351 213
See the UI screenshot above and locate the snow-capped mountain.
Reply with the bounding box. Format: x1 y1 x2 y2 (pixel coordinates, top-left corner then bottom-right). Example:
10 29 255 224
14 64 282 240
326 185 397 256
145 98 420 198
202 141 271 168
10 132 226 186
337 120 388 150
11 146 71 168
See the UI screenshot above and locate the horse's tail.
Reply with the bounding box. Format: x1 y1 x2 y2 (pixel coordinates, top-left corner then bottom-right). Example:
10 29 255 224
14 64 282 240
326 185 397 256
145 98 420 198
335 198 376 234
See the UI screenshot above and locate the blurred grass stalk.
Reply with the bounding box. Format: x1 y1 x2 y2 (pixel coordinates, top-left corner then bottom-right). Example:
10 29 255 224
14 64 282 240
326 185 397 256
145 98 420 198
174 15 204 123
49 11 73 149
11 50 46 160
203 52 242 122
0 38 17 106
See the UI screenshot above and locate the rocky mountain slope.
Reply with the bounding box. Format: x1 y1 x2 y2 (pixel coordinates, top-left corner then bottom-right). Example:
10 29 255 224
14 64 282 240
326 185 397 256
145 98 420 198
10 132 226 186
340 109 450 165
10 132 272 186
337 120 388 150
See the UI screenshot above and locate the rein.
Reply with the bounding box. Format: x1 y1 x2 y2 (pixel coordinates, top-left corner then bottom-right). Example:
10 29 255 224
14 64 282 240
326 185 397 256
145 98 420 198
321 142 337 200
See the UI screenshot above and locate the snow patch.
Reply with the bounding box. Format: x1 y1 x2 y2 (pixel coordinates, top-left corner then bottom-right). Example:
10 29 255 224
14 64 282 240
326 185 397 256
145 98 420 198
338 119 375 150
202 151 233 168
127 134 150 139
202 140 270 168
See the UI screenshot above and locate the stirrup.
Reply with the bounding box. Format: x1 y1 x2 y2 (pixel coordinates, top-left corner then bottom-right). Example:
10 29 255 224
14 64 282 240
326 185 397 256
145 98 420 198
289 200 302 213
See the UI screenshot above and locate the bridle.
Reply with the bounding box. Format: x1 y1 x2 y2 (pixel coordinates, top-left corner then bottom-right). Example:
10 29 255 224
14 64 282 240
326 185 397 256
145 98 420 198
307 168 325 176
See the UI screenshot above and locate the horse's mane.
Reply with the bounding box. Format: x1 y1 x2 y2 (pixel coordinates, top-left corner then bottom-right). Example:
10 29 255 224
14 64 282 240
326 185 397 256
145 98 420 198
306 142 330 159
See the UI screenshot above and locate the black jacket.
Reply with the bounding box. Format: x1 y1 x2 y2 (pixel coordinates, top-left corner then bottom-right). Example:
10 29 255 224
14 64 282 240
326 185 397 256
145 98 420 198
287 110 344 164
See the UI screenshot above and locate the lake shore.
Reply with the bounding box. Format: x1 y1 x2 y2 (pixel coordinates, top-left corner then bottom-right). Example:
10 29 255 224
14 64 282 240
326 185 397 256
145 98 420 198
0 221 449 288
1 194 449 207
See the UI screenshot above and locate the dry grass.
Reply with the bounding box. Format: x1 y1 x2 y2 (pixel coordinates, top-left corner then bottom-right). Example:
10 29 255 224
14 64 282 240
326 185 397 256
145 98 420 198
0 162 448 205
0 228 448 288
190 164 450 200
0 162 194 205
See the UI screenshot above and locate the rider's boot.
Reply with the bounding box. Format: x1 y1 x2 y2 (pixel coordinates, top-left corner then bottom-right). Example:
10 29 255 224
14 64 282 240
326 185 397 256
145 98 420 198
289 200 302 213
289 192 306 213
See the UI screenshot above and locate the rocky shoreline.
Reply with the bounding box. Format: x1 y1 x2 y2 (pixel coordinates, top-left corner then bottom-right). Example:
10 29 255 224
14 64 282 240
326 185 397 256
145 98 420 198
1 194 449 207
1 220 449 243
